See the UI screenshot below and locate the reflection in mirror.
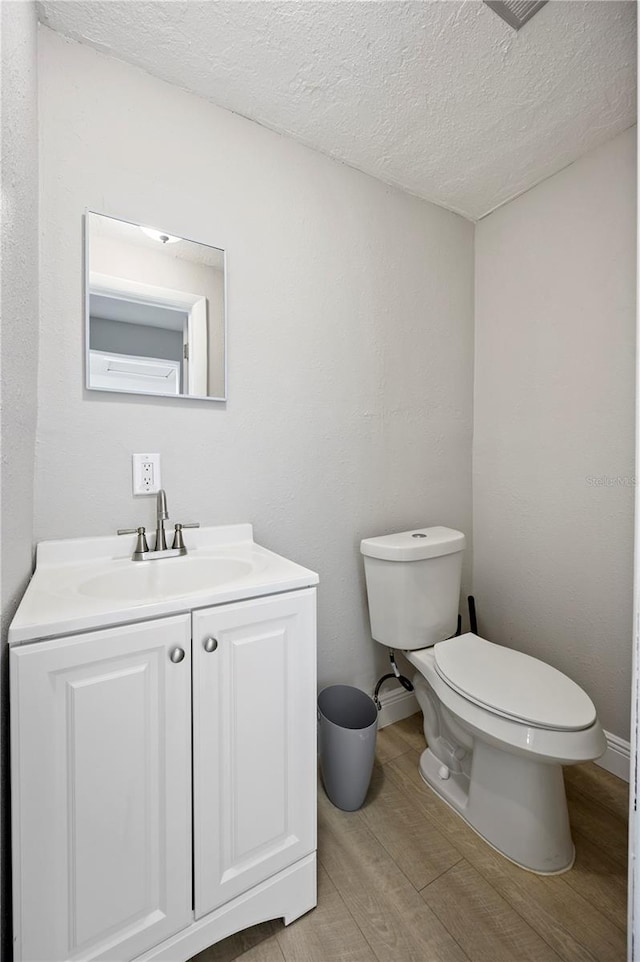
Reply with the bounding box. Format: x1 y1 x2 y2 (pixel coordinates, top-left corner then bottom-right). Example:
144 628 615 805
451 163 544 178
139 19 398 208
86 212 226 400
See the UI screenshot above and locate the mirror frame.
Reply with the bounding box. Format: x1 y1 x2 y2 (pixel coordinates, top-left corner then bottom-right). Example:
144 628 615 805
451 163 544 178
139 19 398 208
84 210 228 402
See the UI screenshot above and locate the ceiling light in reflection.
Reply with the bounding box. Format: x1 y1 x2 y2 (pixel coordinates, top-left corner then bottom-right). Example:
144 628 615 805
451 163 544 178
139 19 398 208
140 227 180 245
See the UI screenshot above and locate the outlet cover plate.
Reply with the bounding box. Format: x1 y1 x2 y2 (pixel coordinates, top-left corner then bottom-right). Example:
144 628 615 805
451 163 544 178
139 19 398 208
132 453 161 495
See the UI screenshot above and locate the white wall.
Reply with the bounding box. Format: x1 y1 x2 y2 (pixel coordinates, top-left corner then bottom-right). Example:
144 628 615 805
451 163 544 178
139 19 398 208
0 1 40 954
474 127 636 742
36 28 474 694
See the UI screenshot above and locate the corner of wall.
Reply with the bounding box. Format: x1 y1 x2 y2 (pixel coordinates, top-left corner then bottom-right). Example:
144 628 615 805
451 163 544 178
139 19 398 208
1 0 40 954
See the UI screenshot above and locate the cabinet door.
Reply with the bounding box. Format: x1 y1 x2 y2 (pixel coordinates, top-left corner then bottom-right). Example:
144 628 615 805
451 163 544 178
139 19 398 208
11 615 192 962
193 589 317 918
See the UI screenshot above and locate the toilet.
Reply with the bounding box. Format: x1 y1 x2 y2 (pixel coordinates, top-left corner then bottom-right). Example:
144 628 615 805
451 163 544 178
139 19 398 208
360 526 606 875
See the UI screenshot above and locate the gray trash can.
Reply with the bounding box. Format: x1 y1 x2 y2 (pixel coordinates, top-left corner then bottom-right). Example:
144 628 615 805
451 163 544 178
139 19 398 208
318 685 378 811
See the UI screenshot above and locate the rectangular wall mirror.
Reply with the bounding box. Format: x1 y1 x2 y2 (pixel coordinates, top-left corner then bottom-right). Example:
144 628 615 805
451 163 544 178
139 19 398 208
85 212 226 401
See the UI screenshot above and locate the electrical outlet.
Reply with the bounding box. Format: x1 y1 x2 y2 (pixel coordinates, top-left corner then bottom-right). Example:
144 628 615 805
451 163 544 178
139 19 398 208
132 453 161 495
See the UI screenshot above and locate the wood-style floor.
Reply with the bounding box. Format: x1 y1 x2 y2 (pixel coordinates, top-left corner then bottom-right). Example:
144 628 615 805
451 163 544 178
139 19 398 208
191 714 629 962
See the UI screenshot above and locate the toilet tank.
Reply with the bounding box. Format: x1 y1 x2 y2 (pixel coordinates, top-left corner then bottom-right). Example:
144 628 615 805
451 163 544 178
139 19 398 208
360 527 465 650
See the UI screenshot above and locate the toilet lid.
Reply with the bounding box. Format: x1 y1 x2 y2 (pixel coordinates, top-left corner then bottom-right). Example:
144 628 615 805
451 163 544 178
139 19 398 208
434 634 597 731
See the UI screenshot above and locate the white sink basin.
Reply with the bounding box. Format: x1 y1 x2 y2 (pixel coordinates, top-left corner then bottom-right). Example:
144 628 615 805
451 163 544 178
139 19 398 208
78 556 255 603
8 524 319 645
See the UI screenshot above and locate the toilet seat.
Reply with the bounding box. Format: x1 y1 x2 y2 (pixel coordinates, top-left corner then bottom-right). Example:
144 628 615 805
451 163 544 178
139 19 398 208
433 633 596 732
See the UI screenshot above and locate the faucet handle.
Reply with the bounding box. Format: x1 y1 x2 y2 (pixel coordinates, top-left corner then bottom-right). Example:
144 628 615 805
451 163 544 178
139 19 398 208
172 523 185 551
118 526 149 555
171 522 199 551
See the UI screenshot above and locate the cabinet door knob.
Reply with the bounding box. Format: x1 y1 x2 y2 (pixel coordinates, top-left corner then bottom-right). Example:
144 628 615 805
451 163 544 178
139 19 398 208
203 637 218 653
170 647 186 663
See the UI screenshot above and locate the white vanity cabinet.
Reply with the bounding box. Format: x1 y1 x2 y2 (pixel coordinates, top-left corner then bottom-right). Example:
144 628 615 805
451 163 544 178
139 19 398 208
10 526 318 962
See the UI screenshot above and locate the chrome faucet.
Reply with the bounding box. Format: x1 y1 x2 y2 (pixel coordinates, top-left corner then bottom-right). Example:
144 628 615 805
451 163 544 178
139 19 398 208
155 489 169 551
117 488 199 561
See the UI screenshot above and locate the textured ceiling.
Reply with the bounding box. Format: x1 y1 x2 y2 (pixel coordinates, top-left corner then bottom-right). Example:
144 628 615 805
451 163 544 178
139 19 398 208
37 0 636 220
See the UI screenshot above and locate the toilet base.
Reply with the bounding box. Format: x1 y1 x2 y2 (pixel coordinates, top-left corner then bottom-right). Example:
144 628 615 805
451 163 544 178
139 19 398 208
418 744 575 875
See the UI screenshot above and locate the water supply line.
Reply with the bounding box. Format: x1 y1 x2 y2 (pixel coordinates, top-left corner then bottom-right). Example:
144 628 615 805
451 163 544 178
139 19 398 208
373 650 414 710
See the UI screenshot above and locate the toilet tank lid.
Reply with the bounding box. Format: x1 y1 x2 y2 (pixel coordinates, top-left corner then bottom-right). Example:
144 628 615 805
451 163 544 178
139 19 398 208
360 527 465 561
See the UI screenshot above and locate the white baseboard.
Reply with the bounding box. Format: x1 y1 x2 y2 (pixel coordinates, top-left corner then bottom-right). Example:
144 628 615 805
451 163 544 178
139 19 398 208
596 730 630 782
377 687 419 729
377 691 631 785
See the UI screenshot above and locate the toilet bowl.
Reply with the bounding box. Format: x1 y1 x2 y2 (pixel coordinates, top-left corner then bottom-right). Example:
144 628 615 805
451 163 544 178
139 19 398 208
407 634 605 873
360 527 606 875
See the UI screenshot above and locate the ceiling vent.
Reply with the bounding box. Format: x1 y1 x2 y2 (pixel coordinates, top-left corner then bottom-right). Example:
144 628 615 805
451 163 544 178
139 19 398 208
484 1 548 30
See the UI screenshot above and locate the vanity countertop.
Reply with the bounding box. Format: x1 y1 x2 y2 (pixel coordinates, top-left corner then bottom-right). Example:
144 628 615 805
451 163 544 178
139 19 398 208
9 524 319 645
